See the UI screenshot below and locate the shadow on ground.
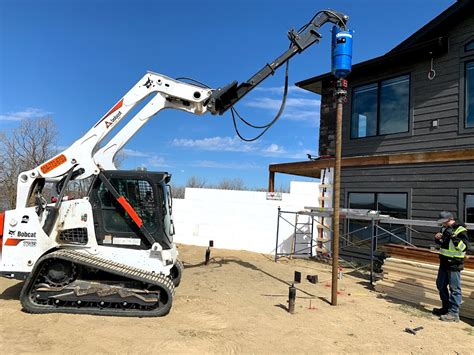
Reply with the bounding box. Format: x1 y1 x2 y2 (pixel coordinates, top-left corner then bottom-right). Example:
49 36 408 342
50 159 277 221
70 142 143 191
184 257 316 297
0 281 23 300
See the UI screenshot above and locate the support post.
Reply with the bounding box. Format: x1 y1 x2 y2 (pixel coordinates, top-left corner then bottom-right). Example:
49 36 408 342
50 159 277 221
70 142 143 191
370 218 375 285
331 79 347 306
288 283 296 314
268 171 275 192
275 207 281 262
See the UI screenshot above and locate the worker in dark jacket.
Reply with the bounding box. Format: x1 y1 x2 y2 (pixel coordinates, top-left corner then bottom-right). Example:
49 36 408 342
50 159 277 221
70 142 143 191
433 211 469 322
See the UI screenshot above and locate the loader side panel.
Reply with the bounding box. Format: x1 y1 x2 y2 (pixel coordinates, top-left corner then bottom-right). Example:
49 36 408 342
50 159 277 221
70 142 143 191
0 208 57 275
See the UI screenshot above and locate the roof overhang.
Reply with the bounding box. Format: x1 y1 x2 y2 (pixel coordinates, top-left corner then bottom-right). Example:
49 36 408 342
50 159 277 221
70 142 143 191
269 147 474 182
296 36 448 95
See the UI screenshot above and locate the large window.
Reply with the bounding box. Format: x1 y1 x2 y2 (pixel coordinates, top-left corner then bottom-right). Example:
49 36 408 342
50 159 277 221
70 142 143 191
348 192 408 243
466 61 474 128
351 75 410 138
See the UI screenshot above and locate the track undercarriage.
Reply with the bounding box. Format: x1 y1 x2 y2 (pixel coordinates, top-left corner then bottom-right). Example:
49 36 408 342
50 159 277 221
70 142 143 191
20 249 175 317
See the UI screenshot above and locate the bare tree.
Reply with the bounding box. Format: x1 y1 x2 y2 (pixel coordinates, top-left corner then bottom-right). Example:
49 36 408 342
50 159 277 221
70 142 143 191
114 148 127 169
0 118 58 209
215 178 246 190
64 177 94 200
164 175 292 202
186 175 207 188
170 185 185 199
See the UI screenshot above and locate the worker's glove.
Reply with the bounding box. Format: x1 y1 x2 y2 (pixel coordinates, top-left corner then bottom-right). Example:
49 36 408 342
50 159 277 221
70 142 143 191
436 227 452 243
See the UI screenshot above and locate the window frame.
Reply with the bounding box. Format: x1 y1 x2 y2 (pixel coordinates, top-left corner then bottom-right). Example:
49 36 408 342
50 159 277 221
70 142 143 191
350 73 411 140
98 177 159 235
347 191 409 216
463 60 474 129
463 193 474 223
465 39 474 53
459 36 474 134
458 188 474 223
345 188 412 244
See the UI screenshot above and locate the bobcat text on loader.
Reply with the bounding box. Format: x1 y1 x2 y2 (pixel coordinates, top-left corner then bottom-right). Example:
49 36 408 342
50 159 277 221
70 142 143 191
0 10 350 317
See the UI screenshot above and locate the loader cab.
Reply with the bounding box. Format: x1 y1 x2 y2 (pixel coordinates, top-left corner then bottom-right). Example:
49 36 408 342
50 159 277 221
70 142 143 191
88 170 175 250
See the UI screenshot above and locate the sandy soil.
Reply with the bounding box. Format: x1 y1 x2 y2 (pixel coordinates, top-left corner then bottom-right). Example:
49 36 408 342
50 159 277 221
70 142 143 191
0 244 472 354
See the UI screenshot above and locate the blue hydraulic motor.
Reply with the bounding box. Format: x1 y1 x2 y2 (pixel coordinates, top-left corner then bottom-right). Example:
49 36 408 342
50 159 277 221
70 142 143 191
331 26 353 78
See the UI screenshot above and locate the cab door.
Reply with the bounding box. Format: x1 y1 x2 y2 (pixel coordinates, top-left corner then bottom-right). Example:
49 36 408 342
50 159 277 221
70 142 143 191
89 173 168 249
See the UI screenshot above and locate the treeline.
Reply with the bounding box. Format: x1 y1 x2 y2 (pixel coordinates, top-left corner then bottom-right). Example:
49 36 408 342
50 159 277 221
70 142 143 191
0 118 57 209
0 117 289 209
170 176 289 199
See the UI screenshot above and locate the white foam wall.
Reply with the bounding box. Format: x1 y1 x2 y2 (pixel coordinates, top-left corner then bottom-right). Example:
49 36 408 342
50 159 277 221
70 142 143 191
172 181 320 254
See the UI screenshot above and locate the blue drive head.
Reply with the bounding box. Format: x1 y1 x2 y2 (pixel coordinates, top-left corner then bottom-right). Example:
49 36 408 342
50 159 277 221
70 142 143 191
331 26 353 78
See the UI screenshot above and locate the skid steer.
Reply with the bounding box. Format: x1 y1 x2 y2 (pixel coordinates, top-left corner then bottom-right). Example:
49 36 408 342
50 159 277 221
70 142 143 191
0 9 350 316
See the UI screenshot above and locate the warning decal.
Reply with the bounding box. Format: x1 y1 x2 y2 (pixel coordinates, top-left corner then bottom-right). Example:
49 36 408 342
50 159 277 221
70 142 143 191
40 154 67 174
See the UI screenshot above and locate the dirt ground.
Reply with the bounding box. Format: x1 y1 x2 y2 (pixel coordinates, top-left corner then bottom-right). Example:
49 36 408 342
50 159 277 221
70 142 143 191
0 244 472 354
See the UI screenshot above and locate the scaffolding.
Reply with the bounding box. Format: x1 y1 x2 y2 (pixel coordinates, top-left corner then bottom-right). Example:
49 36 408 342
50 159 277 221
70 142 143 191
274 206 474 283
274 208 315 259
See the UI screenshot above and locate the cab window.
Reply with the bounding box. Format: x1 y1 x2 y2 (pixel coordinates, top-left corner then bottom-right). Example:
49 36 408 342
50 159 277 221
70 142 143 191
98 178 158 234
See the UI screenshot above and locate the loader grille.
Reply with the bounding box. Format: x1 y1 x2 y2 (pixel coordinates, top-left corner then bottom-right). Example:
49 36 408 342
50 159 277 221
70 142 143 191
59 228 88 245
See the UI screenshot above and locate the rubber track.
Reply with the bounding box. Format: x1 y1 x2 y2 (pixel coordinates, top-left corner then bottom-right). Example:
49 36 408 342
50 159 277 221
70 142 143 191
171 259 184 287
20 249 175 317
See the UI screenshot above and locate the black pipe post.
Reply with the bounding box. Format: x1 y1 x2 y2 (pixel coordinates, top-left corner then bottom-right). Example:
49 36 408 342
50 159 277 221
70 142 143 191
288 283 296 314
294 271 301 283
205 240 213 265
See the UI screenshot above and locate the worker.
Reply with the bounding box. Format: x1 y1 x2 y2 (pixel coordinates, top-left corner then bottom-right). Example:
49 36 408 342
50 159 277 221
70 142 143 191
433 211 469 322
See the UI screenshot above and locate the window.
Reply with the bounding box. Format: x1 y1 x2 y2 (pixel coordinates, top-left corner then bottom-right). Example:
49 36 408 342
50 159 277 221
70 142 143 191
351 75 410 138
464 194 474 242
466 40 474 52
377 193 408 219
98 178 158 234
466 61 474 128
348 192 408 243
379 77 410 134
351 84 378 138
464 194 474 223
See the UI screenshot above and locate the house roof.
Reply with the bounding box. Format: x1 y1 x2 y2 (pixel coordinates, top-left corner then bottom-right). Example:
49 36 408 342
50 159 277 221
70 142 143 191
296 0 474 94
390 0 473 52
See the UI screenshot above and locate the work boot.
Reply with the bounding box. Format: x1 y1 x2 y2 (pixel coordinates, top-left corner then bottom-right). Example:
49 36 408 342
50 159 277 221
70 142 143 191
440 313 460 322
432 307 448 316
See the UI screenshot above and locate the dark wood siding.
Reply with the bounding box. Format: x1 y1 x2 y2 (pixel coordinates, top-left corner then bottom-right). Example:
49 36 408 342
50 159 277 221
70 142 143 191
340 160 474 247
318 14 474 157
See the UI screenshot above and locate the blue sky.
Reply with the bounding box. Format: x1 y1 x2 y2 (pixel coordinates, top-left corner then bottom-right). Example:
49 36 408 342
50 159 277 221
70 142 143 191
0 0 454 189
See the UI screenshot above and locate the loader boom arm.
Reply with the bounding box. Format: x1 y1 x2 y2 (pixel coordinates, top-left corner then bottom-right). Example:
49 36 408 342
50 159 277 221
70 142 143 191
16 73 211 207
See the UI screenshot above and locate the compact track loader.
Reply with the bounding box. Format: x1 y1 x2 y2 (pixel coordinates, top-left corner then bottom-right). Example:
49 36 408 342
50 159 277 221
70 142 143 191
0 9 349 316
